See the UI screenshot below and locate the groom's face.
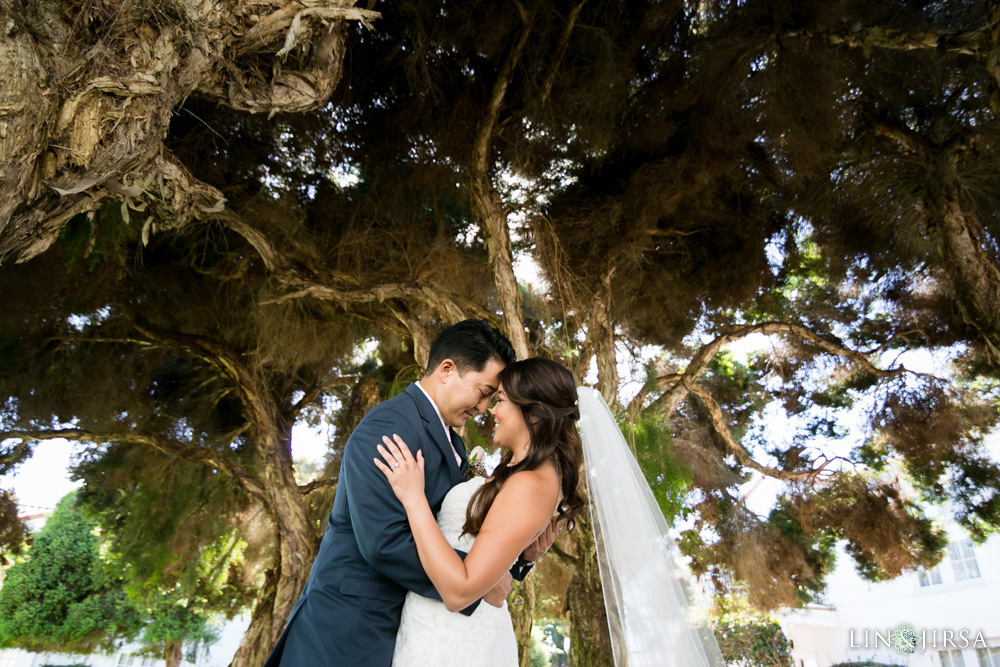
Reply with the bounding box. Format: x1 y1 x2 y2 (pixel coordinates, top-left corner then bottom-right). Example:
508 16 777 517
437 358 504 428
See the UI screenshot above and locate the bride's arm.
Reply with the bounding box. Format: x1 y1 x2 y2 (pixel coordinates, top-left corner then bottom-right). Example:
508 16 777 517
375 434 557 612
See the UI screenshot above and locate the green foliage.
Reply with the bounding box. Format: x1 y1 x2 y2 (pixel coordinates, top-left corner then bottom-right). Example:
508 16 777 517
711 613 793 667
853 442 891 473
385 363 423 400
0 494 142 653
763 503 836 603
530 619 569 667
135 593 219 663
529 630 550 667
620 415 693 523
0 491 28 563
74 444 246 596
0 494 221 659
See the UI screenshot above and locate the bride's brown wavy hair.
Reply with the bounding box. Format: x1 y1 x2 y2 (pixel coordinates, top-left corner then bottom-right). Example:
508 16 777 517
462 357 584 537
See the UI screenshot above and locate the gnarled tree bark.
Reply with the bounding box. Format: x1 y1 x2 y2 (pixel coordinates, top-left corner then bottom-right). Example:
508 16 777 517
0 0 378 264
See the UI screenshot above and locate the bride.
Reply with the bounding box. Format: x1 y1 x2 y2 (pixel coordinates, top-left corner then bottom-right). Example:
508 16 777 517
375 357 725 667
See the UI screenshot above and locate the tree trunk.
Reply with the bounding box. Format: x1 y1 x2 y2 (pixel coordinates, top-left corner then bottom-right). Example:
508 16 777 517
564 512 614 667
230 473 318 666
510 572 539 667
0 0 377 264
104 329 325 667
230 567 279 667
263 453 320 638
468 12 533 361
473 177 531 361
164 640 183 667
925 150 1000 356
230 385 319 666
589 268 618 407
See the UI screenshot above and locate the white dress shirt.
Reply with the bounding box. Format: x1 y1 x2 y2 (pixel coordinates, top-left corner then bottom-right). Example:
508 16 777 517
415 380 462 467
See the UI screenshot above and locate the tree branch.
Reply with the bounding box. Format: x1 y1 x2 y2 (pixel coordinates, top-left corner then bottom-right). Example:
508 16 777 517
217 211 288 272
238 3 380 49
547 543 580 576
650 321 919 418
0 428 267 502
871 119 928 155
789 25 985 57
687 385 833 482
265 276 478 325
538 1 587 106
2 0 379 264
43 336 160 348
288 376 360 419
130 327 292 451
387 308 434 369
988 0 1000 114
135 326 248 386
924 148 1000 354
298 478 337 495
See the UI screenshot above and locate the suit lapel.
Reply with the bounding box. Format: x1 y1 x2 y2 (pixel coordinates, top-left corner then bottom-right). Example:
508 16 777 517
404 383 465 484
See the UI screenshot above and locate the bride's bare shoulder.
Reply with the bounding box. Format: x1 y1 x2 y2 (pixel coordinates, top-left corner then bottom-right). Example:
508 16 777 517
500 462 558 499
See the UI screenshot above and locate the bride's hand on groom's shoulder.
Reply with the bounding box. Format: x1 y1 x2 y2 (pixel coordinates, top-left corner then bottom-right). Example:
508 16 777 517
374 433 426 507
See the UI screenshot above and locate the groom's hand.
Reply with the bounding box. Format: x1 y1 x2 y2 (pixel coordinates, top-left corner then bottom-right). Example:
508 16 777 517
483 572 512 607
522 517 558 562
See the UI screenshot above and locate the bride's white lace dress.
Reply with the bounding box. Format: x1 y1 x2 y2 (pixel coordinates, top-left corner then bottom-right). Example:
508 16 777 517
392 476 518 666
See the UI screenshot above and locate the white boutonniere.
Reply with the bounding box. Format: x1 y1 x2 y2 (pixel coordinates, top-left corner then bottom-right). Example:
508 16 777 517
467 446 488 478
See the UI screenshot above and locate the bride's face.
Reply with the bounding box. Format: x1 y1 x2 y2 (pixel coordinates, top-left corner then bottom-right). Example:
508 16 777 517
489 384 530 453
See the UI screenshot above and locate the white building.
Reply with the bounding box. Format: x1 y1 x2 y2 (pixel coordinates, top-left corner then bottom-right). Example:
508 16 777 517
781 527 1000 667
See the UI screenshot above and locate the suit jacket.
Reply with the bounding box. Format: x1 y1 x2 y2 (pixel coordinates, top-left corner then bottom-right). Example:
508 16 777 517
263 382 477 667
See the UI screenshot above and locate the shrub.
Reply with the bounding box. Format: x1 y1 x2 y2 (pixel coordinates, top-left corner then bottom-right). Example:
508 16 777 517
711 615 793 666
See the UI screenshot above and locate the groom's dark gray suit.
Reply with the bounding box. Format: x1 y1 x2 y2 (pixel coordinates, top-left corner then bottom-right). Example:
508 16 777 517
263 382 478 666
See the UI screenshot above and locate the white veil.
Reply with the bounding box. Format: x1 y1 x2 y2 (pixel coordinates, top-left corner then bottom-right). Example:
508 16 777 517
577 386 726 667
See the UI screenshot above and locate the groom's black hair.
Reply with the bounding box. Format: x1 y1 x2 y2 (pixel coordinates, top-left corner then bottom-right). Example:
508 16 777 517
423 319 516 375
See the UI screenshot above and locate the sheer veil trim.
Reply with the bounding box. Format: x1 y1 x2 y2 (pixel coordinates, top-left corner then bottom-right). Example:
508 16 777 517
577 386 725 667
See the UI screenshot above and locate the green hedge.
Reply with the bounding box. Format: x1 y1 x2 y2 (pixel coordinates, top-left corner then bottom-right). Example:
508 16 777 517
712 615 793 667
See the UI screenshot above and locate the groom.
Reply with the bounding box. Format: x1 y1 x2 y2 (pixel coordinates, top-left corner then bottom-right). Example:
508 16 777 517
265 319 543 666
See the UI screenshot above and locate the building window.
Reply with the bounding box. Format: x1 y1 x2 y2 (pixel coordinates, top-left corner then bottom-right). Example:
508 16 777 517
941 649 967 667
978 647 1000 667
950 540 981 581
918 565 943 587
